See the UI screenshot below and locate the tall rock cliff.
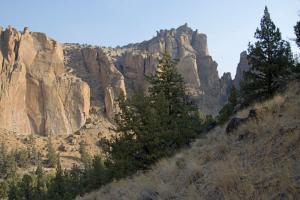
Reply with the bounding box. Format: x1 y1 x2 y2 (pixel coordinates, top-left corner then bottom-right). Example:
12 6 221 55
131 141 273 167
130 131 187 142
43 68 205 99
64 24 232 116
0 26 90 135
63 44 126 120
234 51 251 89
0 24 234 136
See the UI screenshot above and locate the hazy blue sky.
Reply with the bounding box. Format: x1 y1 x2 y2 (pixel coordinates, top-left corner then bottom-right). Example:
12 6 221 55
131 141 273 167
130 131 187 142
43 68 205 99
0 0 299 76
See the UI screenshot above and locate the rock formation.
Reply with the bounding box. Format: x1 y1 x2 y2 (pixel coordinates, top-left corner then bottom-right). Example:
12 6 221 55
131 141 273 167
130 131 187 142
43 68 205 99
234 51 251 89
0 24 235 136
64 24 233 116
63 44 126 120
0 26 90 135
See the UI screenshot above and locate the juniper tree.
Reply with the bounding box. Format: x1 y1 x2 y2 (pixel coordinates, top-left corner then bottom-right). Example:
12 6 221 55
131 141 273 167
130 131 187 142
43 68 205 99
241 7 294 104
79 140 92 167
47 137 57 168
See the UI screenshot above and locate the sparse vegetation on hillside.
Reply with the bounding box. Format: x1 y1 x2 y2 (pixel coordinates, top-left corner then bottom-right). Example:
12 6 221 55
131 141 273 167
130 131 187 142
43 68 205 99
79 81 300 200
47 137 58 168
217 85 237 124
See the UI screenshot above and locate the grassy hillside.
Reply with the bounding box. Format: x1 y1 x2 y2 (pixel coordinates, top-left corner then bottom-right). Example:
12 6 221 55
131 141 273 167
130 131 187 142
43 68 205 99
78 81 300 200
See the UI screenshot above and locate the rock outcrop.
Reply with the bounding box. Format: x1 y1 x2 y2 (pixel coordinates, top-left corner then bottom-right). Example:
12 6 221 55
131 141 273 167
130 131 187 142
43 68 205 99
0 26 90 135
0 24 236 135
64 24 233 115
0 23 236 137
234 51 251 89
64 44 126 120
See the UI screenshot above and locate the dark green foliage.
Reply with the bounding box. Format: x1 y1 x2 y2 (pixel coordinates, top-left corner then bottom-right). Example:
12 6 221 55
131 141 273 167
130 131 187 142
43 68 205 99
8 181 19 200
14 149 30 168
35 165 47 199
0 181 8 199
0 142 11 178
79 140 92 167
47 137 57 168
295 21 300 48
47 157 69 200
293 20 300 77
19 174 34 200
241 7 294 104
2 154 111 200
28 145 42 166
105 53 201 177
4 152 17 179
89 155 106 187
217 86 237 124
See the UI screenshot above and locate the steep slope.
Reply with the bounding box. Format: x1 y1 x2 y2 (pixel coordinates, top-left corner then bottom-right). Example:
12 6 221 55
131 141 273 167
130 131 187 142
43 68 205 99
0 26 90 136
79 81 300 200
64 24 232 116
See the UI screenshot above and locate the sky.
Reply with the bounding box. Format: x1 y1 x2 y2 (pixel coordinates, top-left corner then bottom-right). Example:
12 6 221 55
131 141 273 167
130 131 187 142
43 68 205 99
0 0 299 77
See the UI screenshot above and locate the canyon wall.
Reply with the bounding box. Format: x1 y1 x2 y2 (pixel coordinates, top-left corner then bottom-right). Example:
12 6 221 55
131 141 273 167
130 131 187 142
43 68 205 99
64 24 233 116
0 26 90 135
0 24 240 135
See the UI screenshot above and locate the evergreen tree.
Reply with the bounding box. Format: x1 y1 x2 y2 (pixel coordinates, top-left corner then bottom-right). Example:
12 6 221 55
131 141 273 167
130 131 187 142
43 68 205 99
79 140 92 167
8 181 20 200
48 156 67 200
5 153 17 179
294 20 300 48
293 20 300 77
106 53 201 177
29 145 41 166
147 53 200 147
217 86 237 124
15 149 30 168
241 7 294 104
19 174 34 200
89 155 106 189
0 181 8 199
0 142 7 177
47 137 57 167
34 165 46 199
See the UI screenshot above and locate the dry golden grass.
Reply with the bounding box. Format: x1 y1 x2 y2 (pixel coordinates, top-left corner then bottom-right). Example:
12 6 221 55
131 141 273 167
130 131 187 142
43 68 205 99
78 81 300 200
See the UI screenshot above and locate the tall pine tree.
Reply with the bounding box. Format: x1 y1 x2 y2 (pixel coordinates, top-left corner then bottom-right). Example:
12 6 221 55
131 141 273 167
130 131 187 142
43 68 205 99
105 53 200 177
241 7 294 104
294 20 300 48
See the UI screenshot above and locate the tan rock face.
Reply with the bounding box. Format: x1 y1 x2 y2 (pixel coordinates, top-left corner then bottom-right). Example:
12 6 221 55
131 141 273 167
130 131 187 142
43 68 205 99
0 24 233 136
0 27 90 135
114 24 232 115
64 24 233 116
63 44 126 120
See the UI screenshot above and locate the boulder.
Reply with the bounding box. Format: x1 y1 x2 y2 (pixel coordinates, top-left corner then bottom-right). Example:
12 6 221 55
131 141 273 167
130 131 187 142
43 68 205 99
226 109 257 134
